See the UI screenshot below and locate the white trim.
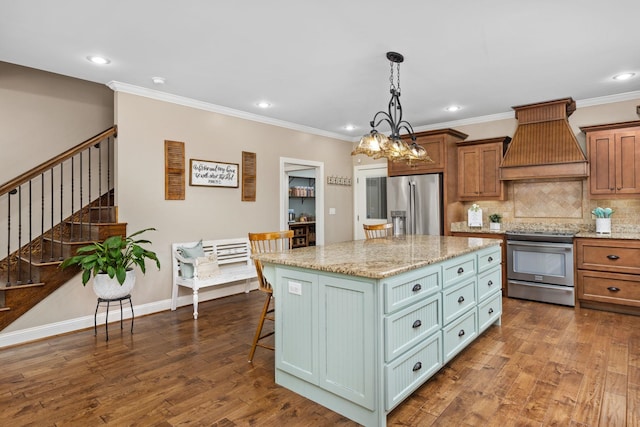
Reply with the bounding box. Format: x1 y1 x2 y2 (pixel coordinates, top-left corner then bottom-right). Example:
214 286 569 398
353 164 388 240
0 282 256 349
106 81 352 142
280 157 325 246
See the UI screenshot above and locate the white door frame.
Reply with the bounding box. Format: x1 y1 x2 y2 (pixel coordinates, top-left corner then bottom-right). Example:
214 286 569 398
353 164 388 240
280 157 325 246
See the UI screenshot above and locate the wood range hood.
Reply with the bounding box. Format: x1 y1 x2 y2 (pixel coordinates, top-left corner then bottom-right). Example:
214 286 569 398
499 97 588 180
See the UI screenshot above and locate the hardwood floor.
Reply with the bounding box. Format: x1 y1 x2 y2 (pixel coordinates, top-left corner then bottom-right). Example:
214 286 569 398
1 291 639 426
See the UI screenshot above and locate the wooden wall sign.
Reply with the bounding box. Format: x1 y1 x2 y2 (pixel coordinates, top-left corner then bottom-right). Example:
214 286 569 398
189 159 239 188
242 151 256 201
164 140 185 200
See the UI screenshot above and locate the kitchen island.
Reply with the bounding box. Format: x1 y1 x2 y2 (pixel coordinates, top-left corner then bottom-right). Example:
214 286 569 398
255 235 503 427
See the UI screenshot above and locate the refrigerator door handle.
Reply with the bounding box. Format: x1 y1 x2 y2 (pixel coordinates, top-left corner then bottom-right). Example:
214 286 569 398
409 181 416 235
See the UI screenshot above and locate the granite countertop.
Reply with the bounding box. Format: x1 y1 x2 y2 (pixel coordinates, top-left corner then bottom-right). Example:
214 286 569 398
254 235 501 279
451 222 640 240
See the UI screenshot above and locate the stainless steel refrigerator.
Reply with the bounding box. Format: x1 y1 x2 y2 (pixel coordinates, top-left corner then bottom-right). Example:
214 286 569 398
386 174 443 236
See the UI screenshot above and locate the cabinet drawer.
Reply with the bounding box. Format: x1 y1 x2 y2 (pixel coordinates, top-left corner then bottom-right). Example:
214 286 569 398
442 253 476 288
578 269 640 307
477 266 501 302
478 291 502 333
385 331 442 411
443 309 477 363
477 245 502 273
442 279 476 325
576 239 640 274
383 264 441 313
384 293 441 362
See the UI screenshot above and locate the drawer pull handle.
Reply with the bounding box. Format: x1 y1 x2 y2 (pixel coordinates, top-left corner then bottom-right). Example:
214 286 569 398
607 254 620 260
412 361 422 372
457 296 465 303
458 329 465 337
488 280 493 286
488 308 494 314
412 284 422 292
457 267 464 274
488 256 493 262
607 286 620 292
412 319 422 329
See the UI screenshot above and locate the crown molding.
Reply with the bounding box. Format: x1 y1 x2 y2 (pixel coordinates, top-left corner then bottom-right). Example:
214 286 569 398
106 81 353 142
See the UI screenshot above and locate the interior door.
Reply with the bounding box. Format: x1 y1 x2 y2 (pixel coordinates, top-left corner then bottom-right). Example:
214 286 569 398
354 165 388 240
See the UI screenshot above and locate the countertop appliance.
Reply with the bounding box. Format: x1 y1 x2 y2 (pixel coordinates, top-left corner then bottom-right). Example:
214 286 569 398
506 230 576 306
386 174 442 236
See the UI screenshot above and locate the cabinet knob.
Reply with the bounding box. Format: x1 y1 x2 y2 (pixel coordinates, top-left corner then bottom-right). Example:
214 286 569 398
458 329 465 337
607 254 620 260
488 308 494 314
617 187 622 191
607 286 620 292
610 188 615 191
412 319 422 329
488 256 493 262
457 267 464 274
412 361 422 372
457 296 465 304
487 280 493 287
412 284 422 292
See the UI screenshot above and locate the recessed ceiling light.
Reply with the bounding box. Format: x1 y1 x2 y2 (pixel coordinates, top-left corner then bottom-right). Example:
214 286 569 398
256 101 271 108
152 76 166 85
86 55 110 65
344 124 357 131
613 72 636 81
445 105 461 112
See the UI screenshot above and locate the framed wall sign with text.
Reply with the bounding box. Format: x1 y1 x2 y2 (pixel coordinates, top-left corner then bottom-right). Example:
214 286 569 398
189 159 239 188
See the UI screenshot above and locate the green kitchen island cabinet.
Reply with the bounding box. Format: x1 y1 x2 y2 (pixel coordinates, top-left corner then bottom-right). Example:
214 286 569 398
255 235 502 427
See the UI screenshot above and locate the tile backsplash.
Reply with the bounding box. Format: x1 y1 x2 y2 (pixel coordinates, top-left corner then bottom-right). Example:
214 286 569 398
461 179 640 228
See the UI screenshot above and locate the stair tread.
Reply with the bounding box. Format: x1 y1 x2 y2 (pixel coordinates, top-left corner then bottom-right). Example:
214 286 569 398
1 282 45 290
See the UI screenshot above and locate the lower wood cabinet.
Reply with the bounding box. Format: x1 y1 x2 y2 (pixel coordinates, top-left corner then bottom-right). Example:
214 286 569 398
576 238 640 314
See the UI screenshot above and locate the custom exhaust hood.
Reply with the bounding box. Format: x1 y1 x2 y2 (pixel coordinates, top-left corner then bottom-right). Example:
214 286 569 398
499 97 588 180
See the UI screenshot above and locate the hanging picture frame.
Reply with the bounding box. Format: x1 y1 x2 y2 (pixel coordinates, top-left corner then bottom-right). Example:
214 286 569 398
189 159 239 188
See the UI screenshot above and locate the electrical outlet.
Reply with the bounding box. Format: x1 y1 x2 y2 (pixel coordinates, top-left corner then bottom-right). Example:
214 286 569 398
288 281 302 295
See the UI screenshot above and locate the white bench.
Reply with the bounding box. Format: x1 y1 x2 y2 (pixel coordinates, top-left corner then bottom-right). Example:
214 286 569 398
171 237 257 319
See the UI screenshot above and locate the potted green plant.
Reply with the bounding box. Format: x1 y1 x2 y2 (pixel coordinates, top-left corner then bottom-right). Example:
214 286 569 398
60 228 161 299
488 213 502 231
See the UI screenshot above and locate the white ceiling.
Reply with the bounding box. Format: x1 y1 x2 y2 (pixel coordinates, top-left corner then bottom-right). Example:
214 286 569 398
2 0 640 141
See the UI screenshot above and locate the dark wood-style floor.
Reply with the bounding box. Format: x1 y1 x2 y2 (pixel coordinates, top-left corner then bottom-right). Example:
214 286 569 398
1 290 639 426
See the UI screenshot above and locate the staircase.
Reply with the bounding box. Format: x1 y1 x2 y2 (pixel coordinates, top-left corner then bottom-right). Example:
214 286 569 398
0 126 125 331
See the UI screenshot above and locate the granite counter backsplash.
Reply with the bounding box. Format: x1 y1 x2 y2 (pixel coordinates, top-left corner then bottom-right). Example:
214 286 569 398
451 221 640 240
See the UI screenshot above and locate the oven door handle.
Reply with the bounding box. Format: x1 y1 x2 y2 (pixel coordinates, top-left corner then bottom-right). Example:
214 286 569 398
507 240 573 250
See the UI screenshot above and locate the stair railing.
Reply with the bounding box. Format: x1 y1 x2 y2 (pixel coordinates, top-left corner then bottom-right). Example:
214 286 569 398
0 126 117 286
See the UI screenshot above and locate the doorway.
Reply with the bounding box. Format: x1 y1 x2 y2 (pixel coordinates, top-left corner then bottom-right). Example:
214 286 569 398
280 157 324 246
353 164 388 240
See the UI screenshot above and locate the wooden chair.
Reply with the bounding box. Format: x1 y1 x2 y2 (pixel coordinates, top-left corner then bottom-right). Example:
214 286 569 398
247 230 294 362
363 223 394 239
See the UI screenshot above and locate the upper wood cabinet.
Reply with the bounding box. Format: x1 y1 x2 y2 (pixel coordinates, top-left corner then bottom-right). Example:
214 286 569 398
581 120 640 199
387 128 467 176
456 137 510 201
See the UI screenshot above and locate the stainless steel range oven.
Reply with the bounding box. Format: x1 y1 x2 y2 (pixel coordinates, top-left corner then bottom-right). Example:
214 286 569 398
506 230 576 307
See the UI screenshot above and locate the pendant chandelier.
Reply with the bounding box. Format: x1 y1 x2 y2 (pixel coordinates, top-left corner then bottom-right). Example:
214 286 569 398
351 52 432 163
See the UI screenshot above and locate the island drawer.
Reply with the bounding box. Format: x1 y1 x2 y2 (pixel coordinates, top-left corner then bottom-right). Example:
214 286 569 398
478 291 502 333
442 278 476 325
576 238 640 274
384 293 441 362
383 263 441 313
477 265 501 302
385 331 442 411
443 308 477 363
477 245 502 273
442 253 476 289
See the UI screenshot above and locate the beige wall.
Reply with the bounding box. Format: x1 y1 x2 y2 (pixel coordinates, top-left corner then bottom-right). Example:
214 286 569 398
0 61 114 183
4 90 354 334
